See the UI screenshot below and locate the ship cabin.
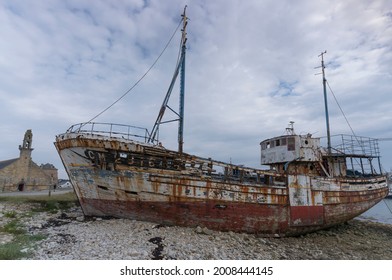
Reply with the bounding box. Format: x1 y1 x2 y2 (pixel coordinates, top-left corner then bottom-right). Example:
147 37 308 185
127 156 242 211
260 132 383 179
260 133 324 176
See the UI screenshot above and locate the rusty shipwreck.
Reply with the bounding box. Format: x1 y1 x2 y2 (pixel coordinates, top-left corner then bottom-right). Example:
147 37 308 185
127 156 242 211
55 8 388 236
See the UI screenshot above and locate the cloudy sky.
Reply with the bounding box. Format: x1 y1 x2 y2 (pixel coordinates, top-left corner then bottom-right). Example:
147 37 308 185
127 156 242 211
0 0 391 179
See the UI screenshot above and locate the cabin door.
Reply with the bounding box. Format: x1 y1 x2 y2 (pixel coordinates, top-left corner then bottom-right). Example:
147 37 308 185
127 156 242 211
288 175 324 226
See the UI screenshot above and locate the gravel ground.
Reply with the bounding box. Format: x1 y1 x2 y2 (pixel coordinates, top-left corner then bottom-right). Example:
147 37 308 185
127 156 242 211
1 201 392 260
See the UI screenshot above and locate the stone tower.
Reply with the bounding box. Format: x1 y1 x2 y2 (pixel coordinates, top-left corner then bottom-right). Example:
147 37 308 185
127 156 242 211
17 129 34 190
19 129 33 158
0 129 58 192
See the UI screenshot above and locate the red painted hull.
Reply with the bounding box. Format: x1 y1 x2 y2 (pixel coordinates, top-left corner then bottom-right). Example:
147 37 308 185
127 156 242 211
78 186 387 236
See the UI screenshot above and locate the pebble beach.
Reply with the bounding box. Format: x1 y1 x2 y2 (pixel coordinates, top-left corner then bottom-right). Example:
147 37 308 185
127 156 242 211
1 199 392 260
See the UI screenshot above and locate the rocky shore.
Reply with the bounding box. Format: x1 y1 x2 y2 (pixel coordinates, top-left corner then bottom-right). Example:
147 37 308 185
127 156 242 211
1 200 392 260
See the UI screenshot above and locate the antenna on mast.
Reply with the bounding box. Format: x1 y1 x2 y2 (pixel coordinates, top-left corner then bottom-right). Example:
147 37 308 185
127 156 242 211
286 121 295 135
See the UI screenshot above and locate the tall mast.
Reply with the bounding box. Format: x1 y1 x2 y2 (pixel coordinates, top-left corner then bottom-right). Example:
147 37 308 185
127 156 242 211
178 6 187 154
319 51 331 153
148 6 188 153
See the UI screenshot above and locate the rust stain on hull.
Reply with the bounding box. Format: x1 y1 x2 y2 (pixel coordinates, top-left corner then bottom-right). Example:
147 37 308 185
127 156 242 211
77 188 385 236
82 199 289 235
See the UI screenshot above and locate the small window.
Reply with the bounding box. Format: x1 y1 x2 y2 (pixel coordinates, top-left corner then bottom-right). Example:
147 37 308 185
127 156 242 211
119 152 127 158
276 139 280 146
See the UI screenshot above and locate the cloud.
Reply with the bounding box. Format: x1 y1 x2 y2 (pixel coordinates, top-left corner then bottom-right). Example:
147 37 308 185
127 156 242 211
0 0 391 178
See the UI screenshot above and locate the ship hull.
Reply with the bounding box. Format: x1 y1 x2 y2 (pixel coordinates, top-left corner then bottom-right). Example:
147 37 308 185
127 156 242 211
75 193 385 236
55 132 388 236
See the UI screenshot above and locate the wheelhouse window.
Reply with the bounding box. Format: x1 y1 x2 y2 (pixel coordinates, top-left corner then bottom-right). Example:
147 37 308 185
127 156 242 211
261 137 289 150
287 137 295 151
262 142 270 149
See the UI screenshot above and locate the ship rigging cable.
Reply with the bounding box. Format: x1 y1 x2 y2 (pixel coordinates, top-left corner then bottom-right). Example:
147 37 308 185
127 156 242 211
84 18 184 125
326 80 356 137
326 80 366 154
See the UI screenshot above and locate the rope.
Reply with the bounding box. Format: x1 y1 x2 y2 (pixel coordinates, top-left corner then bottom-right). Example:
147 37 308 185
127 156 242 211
84 18 184 125
326 80 357 138
326 80 366 154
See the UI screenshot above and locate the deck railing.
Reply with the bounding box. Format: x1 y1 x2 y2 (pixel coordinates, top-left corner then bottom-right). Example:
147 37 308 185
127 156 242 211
66 122 153 143
322 134 382 175
323 134 381 158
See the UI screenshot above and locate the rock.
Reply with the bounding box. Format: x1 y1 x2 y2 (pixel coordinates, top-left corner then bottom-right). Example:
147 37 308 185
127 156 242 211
195 226 203 234
202 227 213 235
76 216 85 222
20 248 29 253
0 233 14 245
